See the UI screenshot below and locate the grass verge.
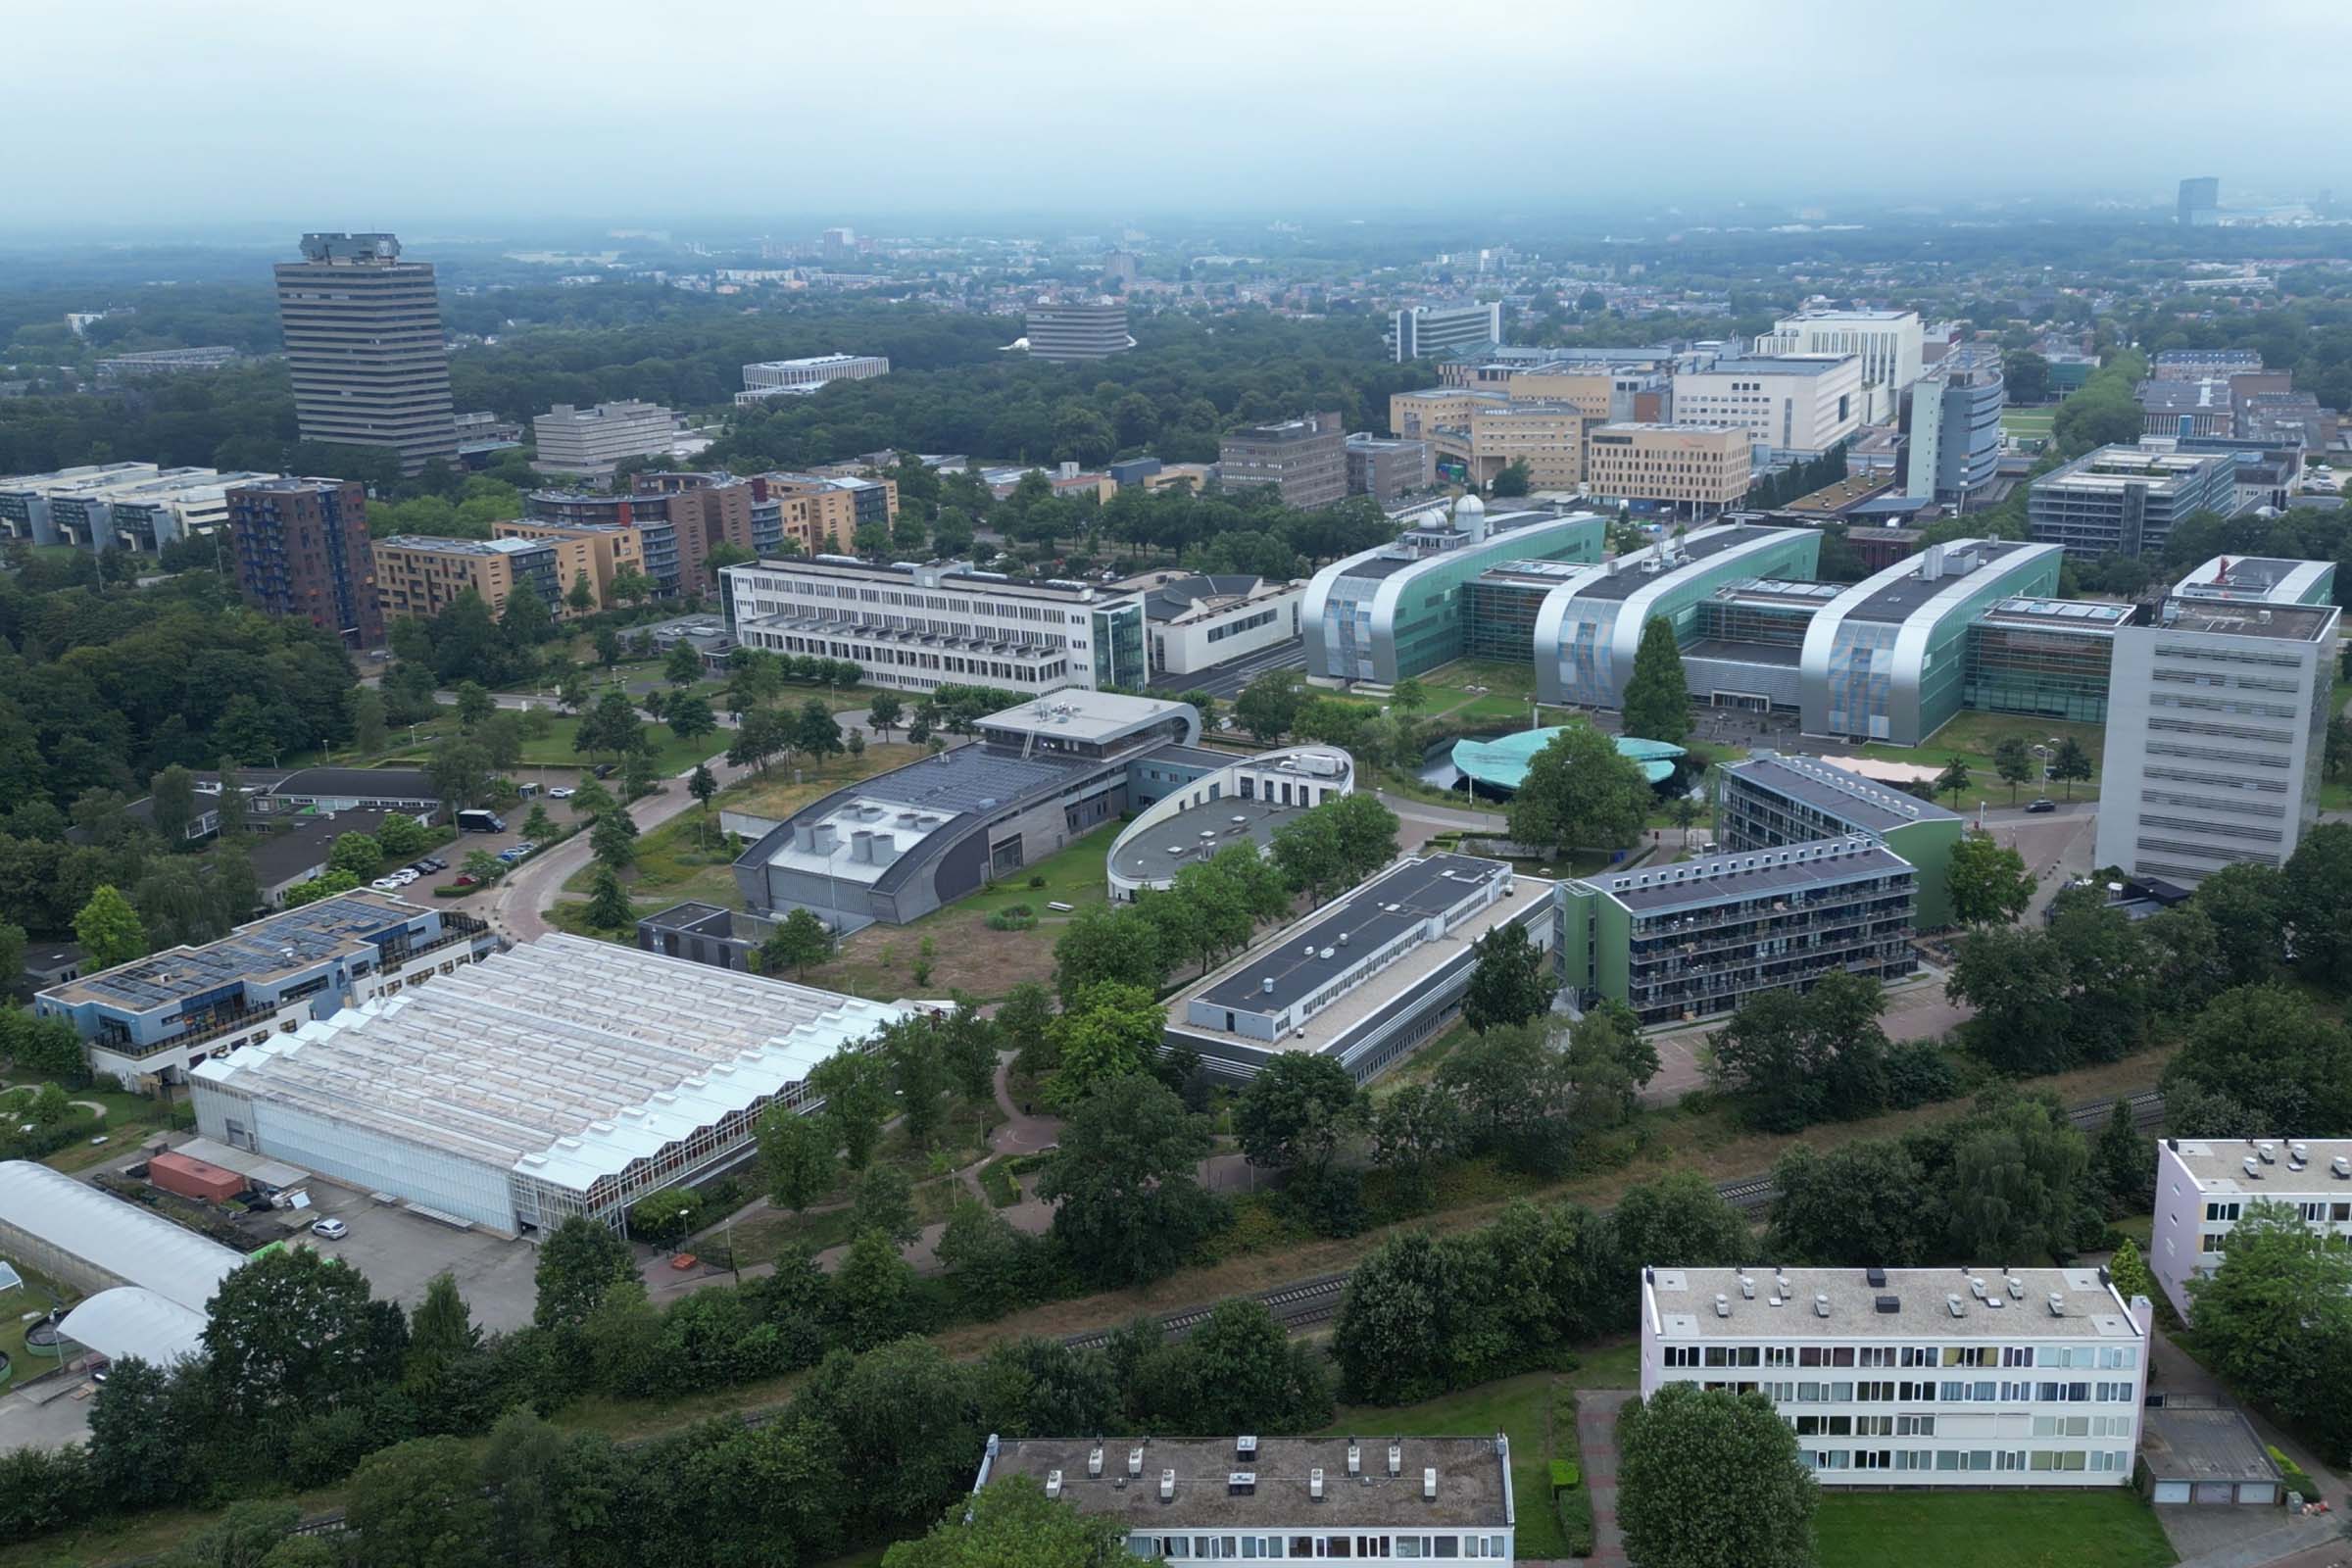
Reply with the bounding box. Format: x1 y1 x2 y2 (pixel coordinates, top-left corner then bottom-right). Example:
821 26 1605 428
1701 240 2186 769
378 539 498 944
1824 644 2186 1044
1813 1489 2177 1568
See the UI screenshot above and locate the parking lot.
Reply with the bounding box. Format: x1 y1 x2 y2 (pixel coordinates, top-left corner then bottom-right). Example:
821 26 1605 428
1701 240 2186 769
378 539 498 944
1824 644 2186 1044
289 1180 543 1331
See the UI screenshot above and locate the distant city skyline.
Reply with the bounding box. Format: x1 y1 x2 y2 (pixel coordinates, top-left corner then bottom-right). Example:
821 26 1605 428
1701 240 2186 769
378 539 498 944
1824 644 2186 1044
7 0 2351 228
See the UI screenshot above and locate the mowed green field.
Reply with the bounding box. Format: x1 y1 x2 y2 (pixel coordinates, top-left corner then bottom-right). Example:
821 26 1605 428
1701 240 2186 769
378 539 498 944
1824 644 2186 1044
1813 1490 2177 1568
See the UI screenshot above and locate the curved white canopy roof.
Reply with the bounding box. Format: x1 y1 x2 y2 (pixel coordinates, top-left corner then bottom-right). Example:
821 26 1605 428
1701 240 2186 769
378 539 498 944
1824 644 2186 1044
0 1160 243 1313
59 1286 210 1365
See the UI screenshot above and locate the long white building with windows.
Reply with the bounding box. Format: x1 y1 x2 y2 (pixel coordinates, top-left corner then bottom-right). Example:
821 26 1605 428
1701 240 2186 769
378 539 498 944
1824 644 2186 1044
724 556 1150 694
1642 1264 2152 1487
2151 1137 2352 1320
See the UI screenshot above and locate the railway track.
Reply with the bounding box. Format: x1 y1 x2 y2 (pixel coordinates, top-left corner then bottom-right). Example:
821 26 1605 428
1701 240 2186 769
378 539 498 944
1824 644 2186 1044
1062 1088 2167 1350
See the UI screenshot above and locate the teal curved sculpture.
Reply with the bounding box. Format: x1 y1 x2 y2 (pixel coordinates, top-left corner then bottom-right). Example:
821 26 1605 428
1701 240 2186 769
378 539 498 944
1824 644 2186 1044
1449 728 1685 792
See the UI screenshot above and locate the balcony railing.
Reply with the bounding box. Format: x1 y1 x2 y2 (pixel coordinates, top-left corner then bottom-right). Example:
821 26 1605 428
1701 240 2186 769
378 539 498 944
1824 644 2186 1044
92 916 492 1061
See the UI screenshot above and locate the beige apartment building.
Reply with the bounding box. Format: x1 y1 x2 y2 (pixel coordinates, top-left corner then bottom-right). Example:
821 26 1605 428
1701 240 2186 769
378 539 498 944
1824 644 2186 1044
374 534 598 623
1390 387 1509 440
493 517 647 608
764 473 888 554
1583 423 1751 518
1428 402 1591 490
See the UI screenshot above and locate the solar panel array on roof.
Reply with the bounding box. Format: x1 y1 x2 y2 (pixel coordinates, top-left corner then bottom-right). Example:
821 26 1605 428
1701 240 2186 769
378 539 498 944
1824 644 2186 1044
856 749 1076 817
73 892 423 1010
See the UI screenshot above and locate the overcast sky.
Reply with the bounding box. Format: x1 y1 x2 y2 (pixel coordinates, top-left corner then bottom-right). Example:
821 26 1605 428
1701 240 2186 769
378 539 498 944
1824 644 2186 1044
8 0 2349 232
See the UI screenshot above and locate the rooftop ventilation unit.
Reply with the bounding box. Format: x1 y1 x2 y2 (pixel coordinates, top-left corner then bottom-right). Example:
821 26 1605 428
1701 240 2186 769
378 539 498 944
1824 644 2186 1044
1310 1469 1325 1500
1130 1446 1145 1478
1968 1276 1987 1300
1423 1468 1439 1501
2259 1142 2278 1164
1229 1473 1256 1494
2243 1156 2263 1180
1713 1294 1731 1318
2292 1142 2310 1163
1047 1471 1063 1500
1089 1446 1104 1478
1347 1442 1361 1476
1388 1443 1402 1478
1813 1294 1831 1319
1874 1295 1899 1314
2007 1275 2026 1300
1865 1266 1887 1288
1739 1275 1755 1299
2333 1156 2351 1181
1160 1470 1176 1502
1947 1294 1967 1318
2047 1293 2067 1317
1238 1436 1257 1461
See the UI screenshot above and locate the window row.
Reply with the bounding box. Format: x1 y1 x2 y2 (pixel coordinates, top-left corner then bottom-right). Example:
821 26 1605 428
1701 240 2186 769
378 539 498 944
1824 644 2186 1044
1137 1535 1510 1560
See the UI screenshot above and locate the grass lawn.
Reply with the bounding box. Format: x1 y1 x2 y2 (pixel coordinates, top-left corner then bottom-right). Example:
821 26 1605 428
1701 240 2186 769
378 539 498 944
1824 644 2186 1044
2 1081 184 1174
547 743 930 941
1847 710 2110 806
518 714 721 777
1813 1491 2176 1568
2002 408 2058 436
804 821 1123 1003
1320 1373 1578 1559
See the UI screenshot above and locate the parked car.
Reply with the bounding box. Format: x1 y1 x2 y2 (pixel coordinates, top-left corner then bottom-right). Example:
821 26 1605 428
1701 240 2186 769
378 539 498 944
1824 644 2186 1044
2026 798 2057 813
310 1217 348 1240
420 857 447 872
547 788 574 800
451 874 479 888
370 877 403 891
592 763 616 780
392 869 420 885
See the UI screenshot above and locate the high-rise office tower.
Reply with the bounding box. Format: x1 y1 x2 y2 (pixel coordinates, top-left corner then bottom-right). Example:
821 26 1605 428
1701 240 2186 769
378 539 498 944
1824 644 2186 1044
1024 303 1132 363
225 477 385 649
273 233 457 475
2178 177 2220 226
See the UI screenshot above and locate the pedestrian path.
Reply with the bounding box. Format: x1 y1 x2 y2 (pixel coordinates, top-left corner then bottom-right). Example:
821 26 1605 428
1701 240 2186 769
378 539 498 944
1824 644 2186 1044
1574 1389 1634 1568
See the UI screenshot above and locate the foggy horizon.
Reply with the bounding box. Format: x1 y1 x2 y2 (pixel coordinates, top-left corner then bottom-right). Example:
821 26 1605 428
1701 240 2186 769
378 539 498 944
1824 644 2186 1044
8 0 2352 234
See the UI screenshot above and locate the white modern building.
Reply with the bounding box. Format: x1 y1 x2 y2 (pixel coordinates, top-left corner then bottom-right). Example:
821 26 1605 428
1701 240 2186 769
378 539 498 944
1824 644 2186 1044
725 556 1149 695
975 1434 1517 1564
2151 1138 2352 1320
2092 592 2338 886
1143 573 1304 677
1165 854 1552 1084
735 353 891 405
1754 308 1925 423
1673 356 1865 457
1389 303 1504 363
191 935 913 1234
0 463 282 553
1641 1264 2152 1487
530 400 680 479
1107 746 1351 901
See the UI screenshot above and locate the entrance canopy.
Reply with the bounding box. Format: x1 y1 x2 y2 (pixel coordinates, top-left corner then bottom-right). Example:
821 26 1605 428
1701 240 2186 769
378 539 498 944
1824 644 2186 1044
1451 729 1686 791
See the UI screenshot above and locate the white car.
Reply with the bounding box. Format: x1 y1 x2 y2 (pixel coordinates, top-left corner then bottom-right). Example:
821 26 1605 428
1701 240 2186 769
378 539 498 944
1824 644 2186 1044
370 877 402 891
310 1217 348 1240
548 787 574 800
391 869 420 885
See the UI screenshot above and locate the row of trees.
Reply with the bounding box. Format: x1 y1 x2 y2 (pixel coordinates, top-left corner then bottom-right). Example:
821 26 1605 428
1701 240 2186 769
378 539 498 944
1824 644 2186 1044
23 1206 1338 1563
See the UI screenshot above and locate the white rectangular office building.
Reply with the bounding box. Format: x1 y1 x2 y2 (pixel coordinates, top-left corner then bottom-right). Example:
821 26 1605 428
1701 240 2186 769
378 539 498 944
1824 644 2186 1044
1672 356 1864 457
1754 308 1925 423
531 401 680 479
2092 595 2339 886
1642 1264 2152 1487
725 556 1150 694
2151 1138 2352 1320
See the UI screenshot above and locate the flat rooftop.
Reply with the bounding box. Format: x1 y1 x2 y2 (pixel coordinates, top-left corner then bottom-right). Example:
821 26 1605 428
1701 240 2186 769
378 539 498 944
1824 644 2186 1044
1198 855 1507 1013
2038 447 2225 491
2165 1138 2352 1192
1683 637 1801 667
985 1436 1510 1531
46 890 433 1011
1577 836 1910 915
376 534 547 558
740 554 1126 604
1111 797 1306 886
1976 597 2134 633
1646 1265 2140 1342
1842 539 2045 626
2172 556 2334 605
192 935 909 1194
2140 1406 2281 1486
2157 600 2337 643
979 690 1197 746
1723 752 1959 833
1332 511 1589 585
1690 356 1854 377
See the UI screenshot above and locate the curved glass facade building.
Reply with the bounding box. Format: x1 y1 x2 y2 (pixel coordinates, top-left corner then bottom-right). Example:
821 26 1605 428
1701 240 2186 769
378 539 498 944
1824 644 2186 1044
1533 523 1823 709
1303 503 1604 684
1799 539 2063 744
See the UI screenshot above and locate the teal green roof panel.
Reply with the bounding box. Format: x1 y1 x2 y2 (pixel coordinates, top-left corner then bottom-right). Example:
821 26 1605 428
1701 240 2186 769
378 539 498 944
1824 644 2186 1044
1450 728 1685 789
